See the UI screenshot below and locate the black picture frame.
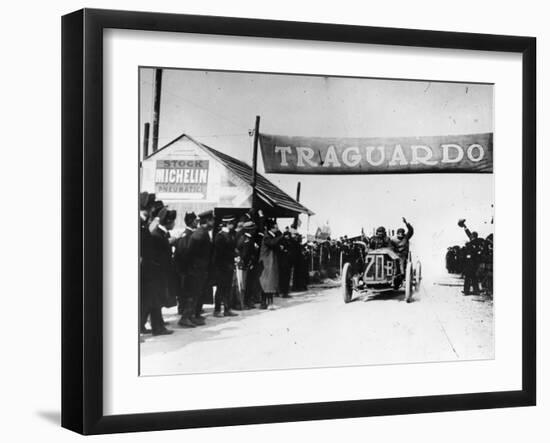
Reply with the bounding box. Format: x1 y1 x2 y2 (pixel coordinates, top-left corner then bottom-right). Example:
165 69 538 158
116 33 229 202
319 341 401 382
61 8 536 435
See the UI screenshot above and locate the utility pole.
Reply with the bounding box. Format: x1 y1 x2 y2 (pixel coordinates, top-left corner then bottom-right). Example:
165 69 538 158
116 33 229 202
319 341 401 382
152 68 163 152
251 115 260 210
142 122 150 159
293 181 301 228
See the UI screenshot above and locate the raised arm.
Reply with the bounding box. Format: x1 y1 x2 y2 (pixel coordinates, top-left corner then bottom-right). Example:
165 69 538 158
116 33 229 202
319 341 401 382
458 219 473 240
403 217 414 239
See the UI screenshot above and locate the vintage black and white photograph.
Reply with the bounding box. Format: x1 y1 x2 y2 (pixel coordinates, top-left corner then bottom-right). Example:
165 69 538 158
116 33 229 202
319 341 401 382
138 67 494 376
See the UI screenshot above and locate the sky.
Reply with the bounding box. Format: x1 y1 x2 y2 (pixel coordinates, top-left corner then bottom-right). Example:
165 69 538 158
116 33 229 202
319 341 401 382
139 68 494 276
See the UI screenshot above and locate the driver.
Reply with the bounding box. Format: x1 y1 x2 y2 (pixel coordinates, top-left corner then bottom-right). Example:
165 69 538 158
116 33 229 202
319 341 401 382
368 226 391 249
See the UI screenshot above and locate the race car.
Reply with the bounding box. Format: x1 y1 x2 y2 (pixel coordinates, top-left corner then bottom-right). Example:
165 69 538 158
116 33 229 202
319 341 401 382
341 243 421 303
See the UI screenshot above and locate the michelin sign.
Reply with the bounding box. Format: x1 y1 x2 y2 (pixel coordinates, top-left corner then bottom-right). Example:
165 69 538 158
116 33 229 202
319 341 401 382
154 159 209 198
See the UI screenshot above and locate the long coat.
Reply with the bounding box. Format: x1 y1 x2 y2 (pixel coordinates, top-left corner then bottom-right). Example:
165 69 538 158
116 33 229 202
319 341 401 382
259 231 283 293
150 225 178 308
188 226 213 273
140 216 160 311
213 230 236 280
187 226 214 304
174 227 194 276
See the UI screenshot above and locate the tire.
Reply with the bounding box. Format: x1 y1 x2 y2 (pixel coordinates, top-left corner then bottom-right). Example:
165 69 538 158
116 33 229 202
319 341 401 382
342 262 353 304
404 260 413 303
414 261 422 291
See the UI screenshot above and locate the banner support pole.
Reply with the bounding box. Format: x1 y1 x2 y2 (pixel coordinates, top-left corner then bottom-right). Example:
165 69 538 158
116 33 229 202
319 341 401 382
251 115 261 210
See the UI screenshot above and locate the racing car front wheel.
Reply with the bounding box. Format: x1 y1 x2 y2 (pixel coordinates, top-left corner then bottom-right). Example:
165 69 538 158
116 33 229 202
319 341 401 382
414 261 422 290
404 260 413 303
342 262 353 304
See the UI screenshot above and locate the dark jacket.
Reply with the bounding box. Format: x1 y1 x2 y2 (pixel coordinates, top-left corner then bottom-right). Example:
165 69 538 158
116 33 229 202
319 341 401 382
188 226 213 273
463 228 485 265
150 225 178 307
369 235 391 250
140 216 154 271
174 227 194 275
140 216 159 308
464 237 485 264
236 232 256 270
214 229 237 272
391 222 414 257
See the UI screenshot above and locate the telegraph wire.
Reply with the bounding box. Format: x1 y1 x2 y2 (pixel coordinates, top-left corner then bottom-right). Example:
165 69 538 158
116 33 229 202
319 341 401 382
141 79 247 131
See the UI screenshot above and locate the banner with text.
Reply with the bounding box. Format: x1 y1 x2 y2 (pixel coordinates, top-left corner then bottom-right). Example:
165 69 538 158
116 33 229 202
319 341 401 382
259 133 493 174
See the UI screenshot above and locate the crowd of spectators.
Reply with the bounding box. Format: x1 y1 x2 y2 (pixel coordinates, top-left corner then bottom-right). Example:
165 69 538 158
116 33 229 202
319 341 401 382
445 219 493 296
139 191 310 335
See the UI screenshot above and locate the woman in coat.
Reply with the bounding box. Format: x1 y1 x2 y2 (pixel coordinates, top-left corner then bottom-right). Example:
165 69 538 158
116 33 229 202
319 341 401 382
259 219 283 309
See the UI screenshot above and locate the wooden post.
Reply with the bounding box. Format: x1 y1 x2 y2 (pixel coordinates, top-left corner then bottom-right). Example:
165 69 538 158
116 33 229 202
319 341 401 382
152 68 163 152
251 115 261 209
293 181 301 228
142 122 150 159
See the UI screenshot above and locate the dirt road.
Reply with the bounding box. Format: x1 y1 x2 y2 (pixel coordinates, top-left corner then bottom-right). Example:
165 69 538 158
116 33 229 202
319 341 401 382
140 278 493 376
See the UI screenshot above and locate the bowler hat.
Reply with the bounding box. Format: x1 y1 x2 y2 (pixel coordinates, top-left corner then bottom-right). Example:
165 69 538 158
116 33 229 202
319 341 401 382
151 201 165 218
184 211 197 226
159 208 177 225
139 192 156 210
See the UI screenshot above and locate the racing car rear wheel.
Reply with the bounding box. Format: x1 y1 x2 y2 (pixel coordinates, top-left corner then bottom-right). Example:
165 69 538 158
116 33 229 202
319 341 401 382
404 260 413 303
342 262 353 304
414 261 422 291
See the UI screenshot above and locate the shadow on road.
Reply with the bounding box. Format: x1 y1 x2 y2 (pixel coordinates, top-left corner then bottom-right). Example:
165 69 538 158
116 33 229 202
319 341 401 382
352 290 413 303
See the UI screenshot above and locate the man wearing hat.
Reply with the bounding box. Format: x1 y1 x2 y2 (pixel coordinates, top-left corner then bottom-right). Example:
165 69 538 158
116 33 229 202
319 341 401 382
291 233 308 292
480 234 493 296
140 192 156 334
213 215 239 317
187 209 216 324
147 207 177 335
278 230 293 298
259 219 283 309
174 211 198 327
148 200 165 233
458 219 485 295
391 217 414 275
236 220 258 309
369 226 391 250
